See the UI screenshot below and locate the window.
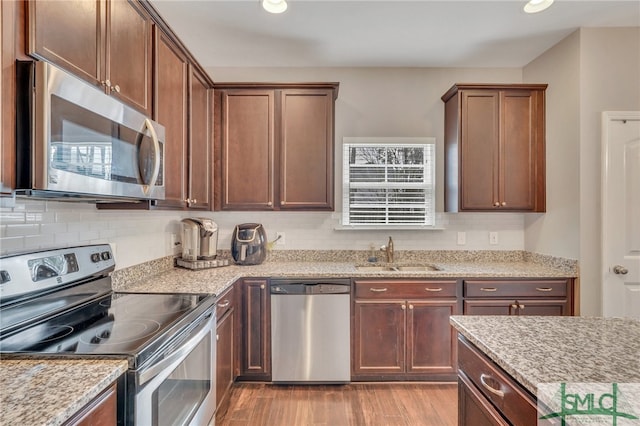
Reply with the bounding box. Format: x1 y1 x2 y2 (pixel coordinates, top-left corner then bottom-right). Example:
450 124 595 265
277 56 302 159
342 138 436 227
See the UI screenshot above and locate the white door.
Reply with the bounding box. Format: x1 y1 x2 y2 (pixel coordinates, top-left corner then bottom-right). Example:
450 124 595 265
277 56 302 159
602 111 640 319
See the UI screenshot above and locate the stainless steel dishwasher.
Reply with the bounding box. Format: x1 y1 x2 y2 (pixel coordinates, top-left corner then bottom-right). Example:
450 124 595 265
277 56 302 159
270 278 351 383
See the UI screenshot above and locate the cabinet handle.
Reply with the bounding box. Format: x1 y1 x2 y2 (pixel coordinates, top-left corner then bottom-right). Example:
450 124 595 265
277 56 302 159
480 287 497 292
536 287 553 292
369 288 388 292
424 287 442 292
216 334 219 341
493 202 500 207
408 304 414 310
217 300 231 309
501 202 506 206
519 303 525 310
102 79 111 88
260 284 265 290
401 304 406 310
267 201 273 206
480 374 504 398
510 303 518 309
110 84 121 93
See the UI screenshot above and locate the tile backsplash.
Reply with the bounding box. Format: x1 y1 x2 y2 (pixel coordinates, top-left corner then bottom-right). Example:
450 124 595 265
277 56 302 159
1 199 525 269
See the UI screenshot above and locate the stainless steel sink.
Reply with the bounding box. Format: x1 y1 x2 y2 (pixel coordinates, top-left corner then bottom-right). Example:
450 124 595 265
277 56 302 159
355 264 441 272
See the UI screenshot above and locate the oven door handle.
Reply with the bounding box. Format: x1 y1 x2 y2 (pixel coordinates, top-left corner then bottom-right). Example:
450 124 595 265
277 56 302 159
137 308 214 387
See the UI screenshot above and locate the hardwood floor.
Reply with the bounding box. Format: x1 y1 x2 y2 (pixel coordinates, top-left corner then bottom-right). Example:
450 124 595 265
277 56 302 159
216 382 458 426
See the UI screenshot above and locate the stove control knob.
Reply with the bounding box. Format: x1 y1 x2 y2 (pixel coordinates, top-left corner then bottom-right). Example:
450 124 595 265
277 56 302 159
91 253 101 263
101 251 111 261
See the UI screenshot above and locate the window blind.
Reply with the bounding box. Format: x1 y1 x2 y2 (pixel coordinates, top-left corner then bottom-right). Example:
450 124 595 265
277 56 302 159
342 141 435 226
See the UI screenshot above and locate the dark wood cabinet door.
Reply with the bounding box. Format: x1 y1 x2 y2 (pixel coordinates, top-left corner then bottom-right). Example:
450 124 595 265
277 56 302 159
216 304 235 409
460 90 499 210
352 300 405 376
220 90 275 210
279 89 334 210
107 0 152 115
65 382 118 426
500 90 542 211
516 299 569 316
154 28 188 208
239 279 271 380
28 0 104 84
187 67 211 210
406 299 458 378
443 84 546 212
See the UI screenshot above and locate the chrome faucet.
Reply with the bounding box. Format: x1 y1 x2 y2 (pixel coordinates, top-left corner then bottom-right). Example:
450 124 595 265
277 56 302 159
380 236 394 263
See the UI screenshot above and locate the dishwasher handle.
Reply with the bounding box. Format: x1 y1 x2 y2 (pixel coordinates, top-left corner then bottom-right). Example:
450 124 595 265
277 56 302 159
271 281 351 295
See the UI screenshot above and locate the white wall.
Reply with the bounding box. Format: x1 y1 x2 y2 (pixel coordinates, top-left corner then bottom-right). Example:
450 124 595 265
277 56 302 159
0 67 530 267
523 31 581 259
523 27 640 316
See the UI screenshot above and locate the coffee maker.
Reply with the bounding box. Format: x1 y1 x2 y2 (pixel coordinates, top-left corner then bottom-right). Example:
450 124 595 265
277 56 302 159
231 223 267 265
181 218 218 261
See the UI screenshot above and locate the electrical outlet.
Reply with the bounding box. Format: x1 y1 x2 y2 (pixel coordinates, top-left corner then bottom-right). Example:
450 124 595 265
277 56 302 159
457 232 466 245
169 233 179 252
489 232 499 245
275 232 286 246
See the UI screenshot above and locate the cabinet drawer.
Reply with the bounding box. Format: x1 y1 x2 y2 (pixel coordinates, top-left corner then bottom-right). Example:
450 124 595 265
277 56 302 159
458 337 537 426
354 280 458 299
464 280 567 298
216 285 236 320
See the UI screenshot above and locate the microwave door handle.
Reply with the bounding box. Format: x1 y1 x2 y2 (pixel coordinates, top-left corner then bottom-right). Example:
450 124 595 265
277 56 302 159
143 118 161 188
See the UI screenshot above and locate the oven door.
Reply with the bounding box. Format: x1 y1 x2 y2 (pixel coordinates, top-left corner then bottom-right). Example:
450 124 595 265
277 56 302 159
135 306 216 426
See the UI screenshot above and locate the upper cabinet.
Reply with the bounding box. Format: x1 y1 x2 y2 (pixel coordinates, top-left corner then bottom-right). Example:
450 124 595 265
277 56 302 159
442 84 547 212
28 0 153 115
214 83 339 211
153 27 189 209
187 66 212 210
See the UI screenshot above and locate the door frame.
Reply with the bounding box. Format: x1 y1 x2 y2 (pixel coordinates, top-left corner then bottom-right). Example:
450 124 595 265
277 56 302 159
600 111 640 317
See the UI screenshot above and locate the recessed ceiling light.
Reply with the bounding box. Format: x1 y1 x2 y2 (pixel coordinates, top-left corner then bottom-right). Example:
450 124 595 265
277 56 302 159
263 0 288 14
524 0 554 13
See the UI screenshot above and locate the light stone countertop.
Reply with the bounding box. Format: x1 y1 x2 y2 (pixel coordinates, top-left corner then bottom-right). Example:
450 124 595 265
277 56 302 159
114 259 578 295
0 358 128 426
449 315 640 395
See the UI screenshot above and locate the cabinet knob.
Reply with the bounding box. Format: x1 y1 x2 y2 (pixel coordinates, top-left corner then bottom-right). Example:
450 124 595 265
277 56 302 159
260 284 265 290
267 201 273 207
102 79 111 88
613 265 629 275
519 304 525 310
110 84 121 93
408 304 414 310
493 202 500 207
501 202 507 207
401 304 406 310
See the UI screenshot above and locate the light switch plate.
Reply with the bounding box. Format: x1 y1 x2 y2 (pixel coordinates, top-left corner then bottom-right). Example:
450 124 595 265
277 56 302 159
489 232 499 245
457 232 466 245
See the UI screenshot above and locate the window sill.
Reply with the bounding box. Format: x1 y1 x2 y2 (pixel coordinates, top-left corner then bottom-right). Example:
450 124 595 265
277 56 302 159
334 225 445 231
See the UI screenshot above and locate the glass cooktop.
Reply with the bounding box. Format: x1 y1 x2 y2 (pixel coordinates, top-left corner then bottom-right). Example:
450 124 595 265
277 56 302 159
0 291 213 368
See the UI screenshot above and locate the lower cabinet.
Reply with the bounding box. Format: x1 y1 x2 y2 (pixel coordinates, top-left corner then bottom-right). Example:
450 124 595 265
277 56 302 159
352 279 460 381
463 279 574 316
64 382 118 426
215 283 238 416
457 336 537 425
238 278 271 381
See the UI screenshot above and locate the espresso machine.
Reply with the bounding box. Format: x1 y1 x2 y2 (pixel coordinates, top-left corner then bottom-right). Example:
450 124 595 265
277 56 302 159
178 218 227 269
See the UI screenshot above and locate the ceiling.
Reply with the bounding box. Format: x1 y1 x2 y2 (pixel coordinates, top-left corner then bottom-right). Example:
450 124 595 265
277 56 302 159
149 0 640 68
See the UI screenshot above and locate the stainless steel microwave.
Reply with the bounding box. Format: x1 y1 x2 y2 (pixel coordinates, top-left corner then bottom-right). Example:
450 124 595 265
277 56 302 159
15 61 165 201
